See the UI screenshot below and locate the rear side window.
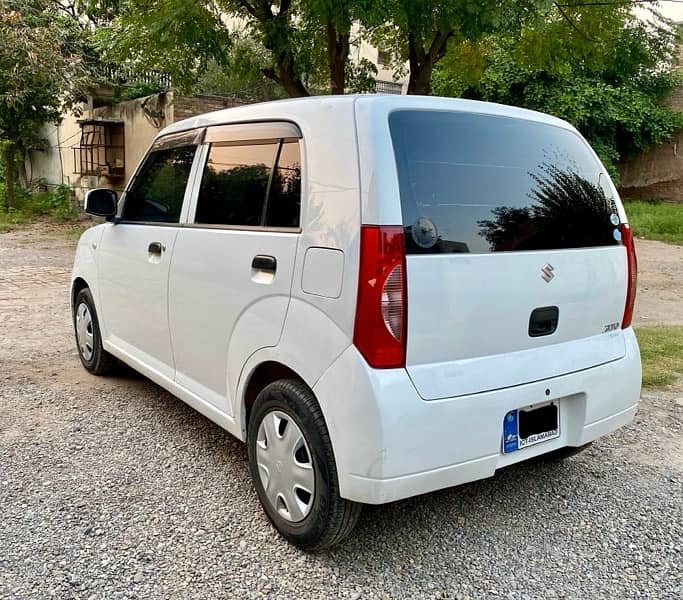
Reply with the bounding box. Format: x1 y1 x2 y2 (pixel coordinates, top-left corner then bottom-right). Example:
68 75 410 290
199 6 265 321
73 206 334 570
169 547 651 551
389 110 620 254
195 139 302 228
266 141 302 228
122 146 196 223
195 143 278 226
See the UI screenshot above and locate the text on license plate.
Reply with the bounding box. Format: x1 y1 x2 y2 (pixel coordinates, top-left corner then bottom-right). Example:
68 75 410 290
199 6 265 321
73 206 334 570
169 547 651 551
503 402 559 454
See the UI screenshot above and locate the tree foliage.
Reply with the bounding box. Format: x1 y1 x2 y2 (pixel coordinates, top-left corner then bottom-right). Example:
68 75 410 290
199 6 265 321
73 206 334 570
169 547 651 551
91 0 229 92
196 36 288 101
372 0 545 94
433 1 683 177
0 0 89 209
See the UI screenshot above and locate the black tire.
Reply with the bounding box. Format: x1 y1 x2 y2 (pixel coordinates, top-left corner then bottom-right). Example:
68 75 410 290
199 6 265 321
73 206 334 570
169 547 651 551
247 379 361 550
538 442 593 462
73 287 116 375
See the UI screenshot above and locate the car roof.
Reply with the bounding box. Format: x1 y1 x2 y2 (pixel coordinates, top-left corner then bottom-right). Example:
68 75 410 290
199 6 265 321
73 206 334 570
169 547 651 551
158 95 575 140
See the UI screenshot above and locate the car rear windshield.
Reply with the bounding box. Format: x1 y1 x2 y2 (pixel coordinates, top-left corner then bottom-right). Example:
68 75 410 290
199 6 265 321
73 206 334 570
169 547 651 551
389 110 621 254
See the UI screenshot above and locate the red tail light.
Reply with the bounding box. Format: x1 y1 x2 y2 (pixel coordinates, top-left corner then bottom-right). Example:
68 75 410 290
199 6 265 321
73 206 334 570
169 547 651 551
354 226 407 368
620 224 637 329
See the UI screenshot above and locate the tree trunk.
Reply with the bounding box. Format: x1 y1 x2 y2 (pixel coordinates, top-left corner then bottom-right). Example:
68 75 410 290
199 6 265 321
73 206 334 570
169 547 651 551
281 77 310 98
406 28 454 96
262 65 310 97
408 62 433 95
256 0 310 98
2 142 15 211
18 152 28 188
407 31 432 95
326 22 350 95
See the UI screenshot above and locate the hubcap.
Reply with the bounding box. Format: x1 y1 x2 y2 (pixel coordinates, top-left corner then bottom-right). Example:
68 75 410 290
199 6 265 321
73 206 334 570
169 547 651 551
256 410 315 522
75 302 94 361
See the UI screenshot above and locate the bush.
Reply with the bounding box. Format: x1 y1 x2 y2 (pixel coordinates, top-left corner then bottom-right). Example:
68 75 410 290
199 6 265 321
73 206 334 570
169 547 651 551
0 183 79 231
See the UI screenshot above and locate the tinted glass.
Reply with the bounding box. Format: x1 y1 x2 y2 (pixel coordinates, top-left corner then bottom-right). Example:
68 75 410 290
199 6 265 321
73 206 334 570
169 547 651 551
266 141 302 228
122 146 196 223
195 143 277 226
389 111 620 254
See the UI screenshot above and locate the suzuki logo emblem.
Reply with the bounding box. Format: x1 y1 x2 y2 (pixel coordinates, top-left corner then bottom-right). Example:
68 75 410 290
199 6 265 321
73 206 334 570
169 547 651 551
541 263 555 282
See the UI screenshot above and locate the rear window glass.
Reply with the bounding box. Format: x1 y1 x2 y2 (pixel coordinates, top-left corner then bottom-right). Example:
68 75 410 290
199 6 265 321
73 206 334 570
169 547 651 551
389 110 620 254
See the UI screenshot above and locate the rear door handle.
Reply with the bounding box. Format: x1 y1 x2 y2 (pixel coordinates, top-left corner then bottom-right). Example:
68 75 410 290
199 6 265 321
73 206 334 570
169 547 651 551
252 255 277 272
148 242 164 255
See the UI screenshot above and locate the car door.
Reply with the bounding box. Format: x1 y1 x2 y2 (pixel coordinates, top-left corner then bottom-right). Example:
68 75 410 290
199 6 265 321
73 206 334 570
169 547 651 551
168 122 302 415
97 133 201 379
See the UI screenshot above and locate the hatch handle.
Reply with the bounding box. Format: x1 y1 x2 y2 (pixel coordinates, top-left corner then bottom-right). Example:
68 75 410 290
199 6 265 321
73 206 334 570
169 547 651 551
529 306 559 337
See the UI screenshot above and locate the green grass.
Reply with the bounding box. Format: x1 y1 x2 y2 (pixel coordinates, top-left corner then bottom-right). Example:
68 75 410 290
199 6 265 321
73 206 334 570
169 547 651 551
635 326 683 388
623 200 683 245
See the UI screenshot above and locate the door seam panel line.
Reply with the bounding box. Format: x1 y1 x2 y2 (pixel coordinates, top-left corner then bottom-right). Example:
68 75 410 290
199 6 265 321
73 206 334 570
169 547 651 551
166 228 181 378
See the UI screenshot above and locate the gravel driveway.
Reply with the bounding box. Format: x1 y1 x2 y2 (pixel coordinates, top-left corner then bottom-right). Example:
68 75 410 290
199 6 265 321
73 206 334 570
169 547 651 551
1 225 681 599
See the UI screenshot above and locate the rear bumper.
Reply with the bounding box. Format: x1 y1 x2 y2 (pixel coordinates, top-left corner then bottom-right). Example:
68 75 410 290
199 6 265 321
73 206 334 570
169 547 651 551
313 328 641 505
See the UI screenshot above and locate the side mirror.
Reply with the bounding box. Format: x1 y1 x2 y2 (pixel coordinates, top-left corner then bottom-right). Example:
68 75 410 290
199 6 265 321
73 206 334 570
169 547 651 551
84 188 118 218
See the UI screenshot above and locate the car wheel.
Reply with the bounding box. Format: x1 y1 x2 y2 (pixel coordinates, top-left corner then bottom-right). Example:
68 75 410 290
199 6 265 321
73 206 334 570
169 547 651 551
73 287 116 375
247 379 361 550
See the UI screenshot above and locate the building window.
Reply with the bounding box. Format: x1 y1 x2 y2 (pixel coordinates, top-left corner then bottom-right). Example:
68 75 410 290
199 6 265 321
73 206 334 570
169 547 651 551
377 50 391 67
73 119 125 179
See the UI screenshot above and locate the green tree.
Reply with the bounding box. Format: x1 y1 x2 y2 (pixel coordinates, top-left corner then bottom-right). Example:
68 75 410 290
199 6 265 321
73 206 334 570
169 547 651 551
219 0 317 97
0 1 88 209
196 37 288 101
432 2 683 177
91 0 230 92
373 0 544 95
93 0 384 97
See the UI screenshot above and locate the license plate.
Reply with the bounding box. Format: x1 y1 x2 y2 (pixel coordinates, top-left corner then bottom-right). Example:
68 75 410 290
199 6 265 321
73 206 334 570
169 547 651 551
502 402 559 454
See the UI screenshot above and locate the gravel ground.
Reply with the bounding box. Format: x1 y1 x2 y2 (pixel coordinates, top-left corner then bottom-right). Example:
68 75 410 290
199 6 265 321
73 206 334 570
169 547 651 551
1 225 682 599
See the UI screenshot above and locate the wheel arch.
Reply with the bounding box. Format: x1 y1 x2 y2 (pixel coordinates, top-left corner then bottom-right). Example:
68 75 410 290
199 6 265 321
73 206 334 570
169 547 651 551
242 360 308 433
71 277 90 310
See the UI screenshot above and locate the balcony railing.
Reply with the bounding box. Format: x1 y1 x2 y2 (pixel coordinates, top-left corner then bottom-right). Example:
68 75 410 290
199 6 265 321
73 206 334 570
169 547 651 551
376 80 404 95
101 65 172 89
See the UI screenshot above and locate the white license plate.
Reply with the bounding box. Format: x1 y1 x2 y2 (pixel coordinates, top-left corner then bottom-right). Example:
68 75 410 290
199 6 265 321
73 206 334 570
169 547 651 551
502 402 559 454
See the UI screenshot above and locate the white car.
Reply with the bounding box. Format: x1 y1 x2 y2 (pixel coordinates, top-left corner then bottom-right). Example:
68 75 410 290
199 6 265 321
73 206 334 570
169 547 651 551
72 95 641 549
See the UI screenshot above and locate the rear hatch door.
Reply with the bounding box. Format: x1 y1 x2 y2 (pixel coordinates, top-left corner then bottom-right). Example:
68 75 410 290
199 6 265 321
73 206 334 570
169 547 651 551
389 110 628 400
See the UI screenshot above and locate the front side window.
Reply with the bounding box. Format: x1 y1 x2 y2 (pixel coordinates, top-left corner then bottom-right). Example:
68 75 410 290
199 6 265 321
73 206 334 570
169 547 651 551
122 146 196 223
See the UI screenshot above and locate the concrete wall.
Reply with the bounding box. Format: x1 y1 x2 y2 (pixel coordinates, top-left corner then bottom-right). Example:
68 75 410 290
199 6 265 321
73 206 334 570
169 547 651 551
28 94 171 200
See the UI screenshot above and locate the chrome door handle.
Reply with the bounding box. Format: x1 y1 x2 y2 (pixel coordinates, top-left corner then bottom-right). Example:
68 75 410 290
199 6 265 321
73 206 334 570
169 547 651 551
252 255 277 272
148 242 164 255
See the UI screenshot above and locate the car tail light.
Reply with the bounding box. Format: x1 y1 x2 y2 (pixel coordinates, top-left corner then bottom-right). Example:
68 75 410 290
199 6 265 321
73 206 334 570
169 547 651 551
620 223 637 329
354 226 407 368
